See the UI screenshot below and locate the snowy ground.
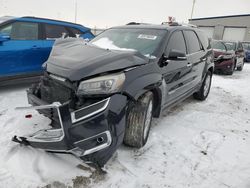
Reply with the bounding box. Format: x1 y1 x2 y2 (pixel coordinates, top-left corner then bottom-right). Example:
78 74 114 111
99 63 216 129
0 64 250 188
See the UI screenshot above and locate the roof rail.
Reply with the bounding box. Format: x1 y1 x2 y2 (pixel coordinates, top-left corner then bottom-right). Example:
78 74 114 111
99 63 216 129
126 22 151 25
161 22 181 26
162 21 197 28
181 23 198 28
21 16 84 27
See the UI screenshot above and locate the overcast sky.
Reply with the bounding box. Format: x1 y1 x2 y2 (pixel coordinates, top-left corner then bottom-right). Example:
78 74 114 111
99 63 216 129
0 0 249 28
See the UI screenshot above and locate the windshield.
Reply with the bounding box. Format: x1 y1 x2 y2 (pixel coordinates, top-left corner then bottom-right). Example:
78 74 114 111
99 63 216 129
211 40 226 51
242 42 250 50
0 16 14 24
90 28 167 58
223 42 236 51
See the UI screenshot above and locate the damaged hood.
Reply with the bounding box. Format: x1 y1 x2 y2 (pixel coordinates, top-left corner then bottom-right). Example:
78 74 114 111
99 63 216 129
46 38 148 81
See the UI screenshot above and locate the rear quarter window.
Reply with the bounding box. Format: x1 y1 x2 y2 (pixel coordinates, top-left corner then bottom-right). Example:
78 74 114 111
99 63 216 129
69 27 82 36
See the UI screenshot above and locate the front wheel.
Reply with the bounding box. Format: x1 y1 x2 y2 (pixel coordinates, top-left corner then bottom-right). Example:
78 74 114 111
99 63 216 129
237 63 244 71
193 71 212 101
123 91 153 148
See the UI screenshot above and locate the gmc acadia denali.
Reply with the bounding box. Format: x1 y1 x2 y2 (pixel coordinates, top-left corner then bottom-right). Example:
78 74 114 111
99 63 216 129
13 23 214 167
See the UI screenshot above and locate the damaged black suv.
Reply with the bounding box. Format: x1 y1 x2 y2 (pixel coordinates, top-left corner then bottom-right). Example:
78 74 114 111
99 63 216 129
13 24 214 167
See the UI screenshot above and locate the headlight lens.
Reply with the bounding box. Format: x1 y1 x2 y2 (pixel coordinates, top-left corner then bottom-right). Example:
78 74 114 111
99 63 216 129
77 72 125 95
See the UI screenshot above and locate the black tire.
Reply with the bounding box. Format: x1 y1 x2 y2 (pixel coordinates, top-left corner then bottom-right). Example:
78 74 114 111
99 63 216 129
227 63 235 75
193 71 212 101
227 69 234 75
123 91 153 148
237 64 243 71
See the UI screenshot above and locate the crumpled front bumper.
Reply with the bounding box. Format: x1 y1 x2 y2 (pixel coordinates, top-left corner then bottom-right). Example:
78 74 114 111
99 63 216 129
13 90 127 166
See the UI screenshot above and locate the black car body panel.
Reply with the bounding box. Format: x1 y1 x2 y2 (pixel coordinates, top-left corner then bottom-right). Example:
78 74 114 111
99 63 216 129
13 24 214 167
46 38 148 81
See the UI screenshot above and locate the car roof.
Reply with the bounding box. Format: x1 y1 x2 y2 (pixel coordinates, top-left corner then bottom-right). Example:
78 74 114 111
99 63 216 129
5 16 91 31
110 24 199 32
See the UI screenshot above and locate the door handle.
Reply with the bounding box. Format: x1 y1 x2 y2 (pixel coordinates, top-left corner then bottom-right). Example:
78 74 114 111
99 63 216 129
32 45 41 49
187 62 192 67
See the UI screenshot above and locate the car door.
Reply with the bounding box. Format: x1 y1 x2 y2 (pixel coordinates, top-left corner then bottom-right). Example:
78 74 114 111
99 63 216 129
183 30 206 89
42 23 71 59
161 30 194 105
0 21 46 77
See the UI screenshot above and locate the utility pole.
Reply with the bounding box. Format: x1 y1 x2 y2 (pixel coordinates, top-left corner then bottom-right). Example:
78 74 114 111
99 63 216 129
190 0 196 19
74 0 78 23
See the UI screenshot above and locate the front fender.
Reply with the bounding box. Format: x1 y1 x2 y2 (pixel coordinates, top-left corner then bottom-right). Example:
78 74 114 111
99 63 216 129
123 71 162 100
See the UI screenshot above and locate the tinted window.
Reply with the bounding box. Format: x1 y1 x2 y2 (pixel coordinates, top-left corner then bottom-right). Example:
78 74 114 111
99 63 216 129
0 24 12 35
196 30 210 50
237 42 243 51
184 30 202 54
45 24 69 39
223 42 236 51
211 41 226 51
242 42 250 50
0 21 38 40
166 31 186 54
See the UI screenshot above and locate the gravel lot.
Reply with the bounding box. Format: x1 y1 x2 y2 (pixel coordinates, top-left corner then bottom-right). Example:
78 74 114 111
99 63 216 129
0 64 250 188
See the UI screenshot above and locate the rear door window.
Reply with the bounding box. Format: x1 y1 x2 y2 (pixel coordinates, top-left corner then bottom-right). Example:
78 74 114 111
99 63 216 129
184 30 202 54
44 24 69 39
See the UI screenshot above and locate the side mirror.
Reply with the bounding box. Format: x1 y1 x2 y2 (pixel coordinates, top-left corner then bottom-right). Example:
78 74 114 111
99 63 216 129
0 34 10 42
167 49 187 60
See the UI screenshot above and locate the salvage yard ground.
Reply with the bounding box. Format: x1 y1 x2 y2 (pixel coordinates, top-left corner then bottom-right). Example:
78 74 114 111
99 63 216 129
0 64 250 188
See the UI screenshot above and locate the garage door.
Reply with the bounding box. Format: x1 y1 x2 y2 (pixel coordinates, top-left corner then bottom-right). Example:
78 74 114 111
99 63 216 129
198 27 214 39
223 27 246 41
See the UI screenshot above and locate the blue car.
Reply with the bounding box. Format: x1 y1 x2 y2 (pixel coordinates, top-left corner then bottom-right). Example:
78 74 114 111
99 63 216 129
0 16 94 85
242 42 250 62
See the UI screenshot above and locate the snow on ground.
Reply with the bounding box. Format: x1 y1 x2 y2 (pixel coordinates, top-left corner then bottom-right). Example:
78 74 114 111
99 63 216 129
0 64 250 188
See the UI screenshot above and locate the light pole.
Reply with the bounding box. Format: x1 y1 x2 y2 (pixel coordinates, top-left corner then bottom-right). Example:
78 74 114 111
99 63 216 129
74 0 78 23
190 0 196 19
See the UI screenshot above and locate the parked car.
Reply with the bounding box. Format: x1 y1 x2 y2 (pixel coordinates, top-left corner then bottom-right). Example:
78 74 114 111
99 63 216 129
211 40 236 75
223 41 245 71
0 16 94 85
242 41 250 62
13 23 214 167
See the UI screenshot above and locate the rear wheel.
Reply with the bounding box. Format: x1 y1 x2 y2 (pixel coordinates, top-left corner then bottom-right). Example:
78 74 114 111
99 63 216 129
123 91 153 148
237 63 244 71
193 71 212 101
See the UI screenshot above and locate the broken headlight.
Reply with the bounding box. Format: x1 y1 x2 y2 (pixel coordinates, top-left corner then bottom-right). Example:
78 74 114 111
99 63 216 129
77 72 125 95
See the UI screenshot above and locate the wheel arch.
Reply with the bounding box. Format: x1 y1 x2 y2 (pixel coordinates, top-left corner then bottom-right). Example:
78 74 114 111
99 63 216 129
123 73 163 118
